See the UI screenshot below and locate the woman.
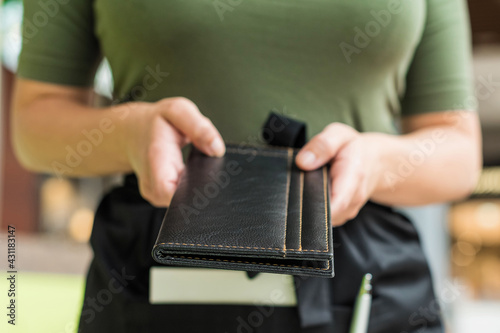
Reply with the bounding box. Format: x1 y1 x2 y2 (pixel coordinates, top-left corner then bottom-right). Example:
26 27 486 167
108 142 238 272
12 0 481 332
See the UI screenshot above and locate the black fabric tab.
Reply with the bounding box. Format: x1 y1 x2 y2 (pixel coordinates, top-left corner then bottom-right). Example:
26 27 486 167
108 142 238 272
262 112 306 148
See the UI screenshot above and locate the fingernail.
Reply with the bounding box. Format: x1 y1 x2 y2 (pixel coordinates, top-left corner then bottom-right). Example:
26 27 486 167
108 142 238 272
209 138 225 157
299 151 316 167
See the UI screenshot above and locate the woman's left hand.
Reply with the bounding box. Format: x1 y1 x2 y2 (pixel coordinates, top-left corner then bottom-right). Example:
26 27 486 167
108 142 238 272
295 123 383 227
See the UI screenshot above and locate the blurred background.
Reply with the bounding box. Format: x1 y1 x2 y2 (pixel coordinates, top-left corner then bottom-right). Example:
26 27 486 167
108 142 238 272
0 0 499 332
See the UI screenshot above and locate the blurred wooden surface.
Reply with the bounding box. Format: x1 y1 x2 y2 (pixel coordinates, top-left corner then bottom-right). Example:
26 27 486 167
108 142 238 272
468 0 500 45
1 66 39 232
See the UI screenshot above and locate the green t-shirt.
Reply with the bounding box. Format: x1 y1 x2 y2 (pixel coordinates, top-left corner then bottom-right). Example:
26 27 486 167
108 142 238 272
18 0 474 142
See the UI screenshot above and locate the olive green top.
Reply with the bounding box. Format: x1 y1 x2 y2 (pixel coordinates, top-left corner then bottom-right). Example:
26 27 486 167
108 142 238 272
18 0 475 141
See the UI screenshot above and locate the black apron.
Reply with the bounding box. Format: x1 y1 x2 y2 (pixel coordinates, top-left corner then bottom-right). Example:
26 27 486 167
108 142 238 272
77 174 443 333
78 113 443 332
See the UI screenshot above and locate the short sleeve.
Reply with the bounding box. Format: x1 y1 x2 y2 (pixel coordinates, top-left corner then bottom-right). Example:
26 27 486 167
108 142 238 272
401 0 476 115
17 0 100 87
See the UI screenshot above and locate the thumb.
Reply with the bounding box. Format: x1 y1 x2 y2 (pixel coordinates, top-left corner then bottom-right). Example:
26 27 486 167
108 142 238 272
158 97 225 157
296 123 358 170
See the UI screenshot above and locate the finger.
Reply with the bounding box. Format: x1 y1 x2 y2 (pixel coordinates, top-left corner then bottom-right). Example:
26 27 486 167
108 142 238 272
329 155 365 226
158 97 225 157
141 141 185 207
296 123 358 170
139 167 180 207
139 121 186 207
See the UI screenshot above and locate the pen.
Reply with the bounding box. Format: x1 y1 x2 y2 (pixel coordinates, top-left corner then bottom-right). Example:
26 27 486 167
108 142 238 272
349 273 373 333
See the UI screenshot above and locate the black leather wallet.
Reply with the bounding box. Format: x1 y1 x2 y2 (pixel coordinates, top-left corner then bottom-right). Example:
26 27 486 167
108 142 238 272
152 144 334 277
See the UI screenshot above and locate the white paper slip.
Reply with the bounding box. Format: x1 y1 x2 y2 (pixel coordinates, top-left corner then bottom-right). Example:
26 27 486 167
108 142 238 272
150 267 297 306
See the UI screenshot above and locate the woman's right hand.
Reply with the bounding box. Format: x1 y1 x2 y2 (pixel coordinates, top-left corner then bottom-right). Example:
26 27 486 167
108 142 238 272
124 97 225 207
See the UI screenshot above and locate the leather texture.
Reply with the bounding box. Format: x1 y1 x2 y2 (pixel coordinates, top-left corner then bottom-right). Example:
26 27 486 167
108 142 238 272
152 144 334 277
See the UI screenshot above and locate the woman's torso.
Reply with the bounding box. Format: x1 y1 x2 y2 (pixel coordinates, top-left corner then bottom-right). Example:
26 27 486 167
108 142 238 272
94 0 425 140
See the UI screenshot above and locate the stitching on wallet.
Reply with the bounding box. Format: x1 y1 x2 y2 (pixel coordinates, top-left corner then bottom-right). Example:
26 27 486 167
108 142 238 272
168 255 331 271
298 171 304 251
225 147 289 158
158 242 327 252
323 166 329 252
225 143 299 152
283 148 292 253
285 167 329 253
159 243 282 251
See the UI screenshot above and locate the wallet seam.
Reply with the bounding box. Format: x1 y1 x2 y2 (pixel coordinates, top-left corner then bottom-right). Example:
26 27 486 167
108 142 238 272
168 255 331 271
283 148 293 253
298 171 304 251
226 143 299 152
158 243 282 251
226 147 290 158
286 166 329 252
157 242 329 252
323 167 329 253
